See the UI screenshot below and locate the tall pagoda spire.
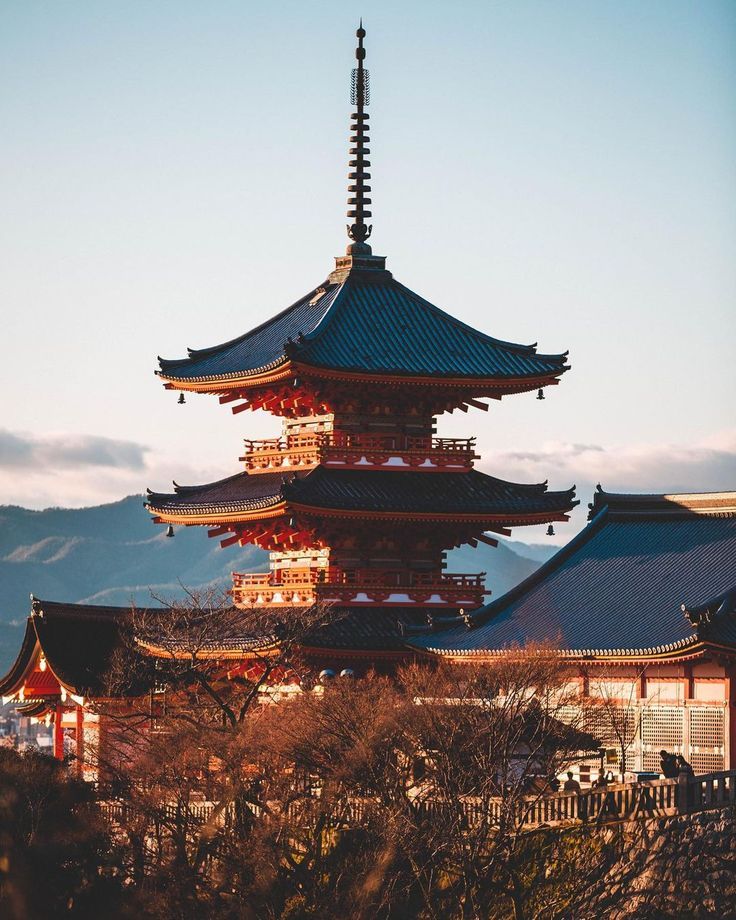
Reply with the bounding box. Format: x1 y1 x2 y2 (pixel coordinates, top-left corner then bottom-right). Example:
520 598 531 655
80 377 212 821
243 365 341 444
346 21 372 254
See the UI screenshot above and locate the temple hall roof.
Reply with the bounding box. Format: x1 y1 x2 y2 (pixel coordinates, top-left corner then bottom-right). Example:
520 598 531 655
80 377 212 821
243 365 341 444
147 467 578 522
304 607 437 653
409 490 736 660
156 268 570 386
0 599 160 699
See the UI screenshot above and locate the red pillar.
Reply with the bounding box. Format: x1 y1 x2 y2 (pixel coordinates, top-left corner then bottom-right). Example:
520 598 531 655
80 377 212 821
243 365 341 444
53 703 64 760
75 706 84 776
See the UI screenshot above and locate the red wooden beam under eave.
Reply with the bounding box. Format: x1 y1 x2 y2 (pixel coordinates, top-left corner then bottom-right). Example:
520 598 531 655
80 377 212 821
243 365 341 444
467 399 489 411
220 534 242 549
476 533 499 547
208 526 232 538
219 392 243 404
231 402 251 415
484 525 513 537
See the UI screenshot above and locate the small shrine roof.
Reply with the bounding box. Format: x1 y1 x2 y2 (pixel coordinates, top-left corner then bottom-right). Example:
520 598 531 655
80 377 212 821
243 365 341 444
304 607 436 652
157 270 569 386
0 599 162 698
147 467 577 521
410 490 736 660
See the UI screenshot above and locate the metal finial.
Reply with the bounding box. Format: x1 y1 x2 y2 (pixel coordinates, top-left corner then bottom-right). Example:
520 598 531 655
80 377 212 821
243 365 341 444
346 23 372 252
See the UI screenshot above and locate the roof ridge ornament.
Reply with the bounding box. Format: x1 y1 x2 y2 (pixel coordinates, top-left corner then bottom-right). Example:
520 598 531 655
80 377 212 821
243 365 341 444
346 22 372 254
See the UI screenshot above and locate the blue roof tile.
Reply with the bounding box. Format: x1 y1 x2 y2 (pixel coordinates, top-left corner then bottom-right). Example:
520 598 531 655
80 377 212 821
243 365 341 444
157 267 569 383
411 491 736 657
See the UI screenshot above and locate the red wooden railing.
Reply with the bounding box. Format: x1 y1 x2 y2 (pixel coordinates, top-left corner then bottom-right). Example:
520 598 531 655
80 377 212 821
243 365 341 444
240 433 478 472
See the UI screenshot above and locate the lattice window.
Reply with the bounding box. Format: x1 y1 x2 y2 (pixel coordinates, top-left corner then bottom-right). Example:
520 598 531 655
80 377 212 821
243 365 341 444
641 706 683 772
688 708 725 774
572 704 639 770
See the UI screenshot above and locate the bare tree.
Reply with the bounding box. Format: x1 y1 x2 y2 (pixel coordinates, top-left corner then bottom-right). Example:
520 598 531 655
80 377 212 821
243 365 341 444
89 589 337 914
90 615 611 919
247 649 601 920
582 668 648 777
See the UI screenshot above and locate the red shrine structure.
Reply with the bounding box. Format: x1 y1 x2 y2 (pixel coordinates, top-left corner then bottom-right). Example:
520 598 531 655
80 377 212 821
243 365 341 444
2 26 735 778
146 24 577 660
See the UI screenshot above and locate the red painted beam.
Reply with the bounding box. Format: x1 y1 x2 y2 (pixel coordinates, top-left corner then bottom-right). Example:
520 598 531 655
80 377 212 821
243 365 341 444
208 526 231 538
477 533 499 547
76 706 84 776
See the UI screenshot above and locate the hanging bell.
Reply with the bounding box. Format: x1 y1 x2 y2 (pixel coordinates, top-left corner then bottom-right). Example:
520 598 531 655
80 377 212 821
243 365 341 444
165 524 175 538
546 524 555 537
536 388 545 401
177 393 186 405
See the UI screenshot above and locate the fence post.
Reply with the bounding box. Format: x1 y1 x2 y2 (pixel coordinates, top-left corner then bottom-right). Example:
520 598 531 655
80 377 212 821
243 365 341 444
676 771 691 814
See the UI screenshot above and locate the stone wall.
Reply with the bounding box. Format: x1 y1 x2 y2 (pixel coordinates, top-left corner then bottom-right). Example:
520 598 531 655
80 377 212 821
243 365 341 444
580 806 736 918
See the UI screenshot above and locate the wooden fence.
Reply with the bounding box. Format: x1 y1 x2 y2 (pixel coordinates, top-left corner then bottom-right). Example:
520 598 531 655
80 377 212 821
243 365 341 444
98 770 736 835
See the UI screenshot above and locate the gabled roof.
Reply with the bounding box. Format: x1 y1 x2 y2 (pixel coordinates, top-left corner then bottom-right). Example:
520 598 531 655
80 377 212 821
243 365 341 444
0 599 160 698
157 263 569 386
146 466 577 523
410 490 736 659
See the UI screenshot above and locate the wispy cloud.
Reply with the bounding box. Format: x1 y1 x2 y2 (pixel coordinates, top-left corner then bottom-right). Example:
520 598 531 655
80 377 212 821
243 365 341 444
480 429 736 497
0 429 149 472
475 429 736 544
0 429 228 510
1 427 734 521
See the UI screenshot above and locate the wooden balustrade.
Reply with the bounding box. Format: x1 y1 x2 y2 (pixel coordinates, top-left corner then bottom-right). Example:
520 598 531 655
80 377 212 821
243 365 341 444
232 568 486 591
231 567 488 608
240 432 478 473
98 771 736 839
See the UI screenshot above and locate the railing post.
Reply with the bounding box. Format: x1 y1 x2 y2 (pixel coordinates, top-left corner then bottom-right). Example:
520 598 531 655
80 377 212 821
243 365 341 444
677 771 692 814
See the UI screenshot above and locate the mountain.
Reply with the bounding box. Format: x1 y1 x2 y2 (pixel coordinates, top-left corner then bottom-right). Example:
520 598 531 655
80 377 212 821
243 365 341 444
0 496 555 673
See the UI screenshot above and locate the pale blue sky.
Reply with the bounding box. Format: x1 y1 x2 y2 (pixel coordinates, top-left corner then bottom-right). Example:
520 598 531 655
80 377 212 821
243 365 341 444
1 1 734 539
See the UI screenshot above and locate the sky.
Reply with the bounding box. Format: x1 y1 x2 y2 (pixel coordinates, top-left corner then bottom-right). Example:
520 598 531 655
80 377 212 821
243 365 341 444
1 0 734 542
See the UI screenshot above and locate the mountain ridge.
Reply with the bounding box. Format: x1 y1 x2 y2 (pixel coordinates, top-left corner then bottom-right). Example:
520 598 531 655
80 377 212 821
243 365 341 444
0 495 555 672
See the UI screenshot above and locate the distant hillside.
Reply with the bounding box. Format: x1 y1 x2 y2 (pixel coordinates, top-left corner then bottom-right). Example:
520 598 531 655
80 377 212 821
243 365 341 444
0 496 555 672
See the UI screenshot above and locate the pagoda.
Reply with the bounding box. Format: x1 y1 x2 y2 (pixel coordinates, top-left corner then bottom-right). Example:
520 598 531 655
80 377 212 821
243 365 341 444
146 25 578 660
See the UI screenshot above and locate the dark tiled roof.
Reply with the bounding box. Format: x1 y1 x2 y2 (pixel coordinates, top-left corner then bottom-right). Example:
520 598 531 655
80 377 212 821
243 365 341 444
147 471 291 515
0 599 164 697
147 467 577 520
304 607 432 651
157 268 569 383
411 491 736 658
30 599 138 695
158 283 342 381
287 468 576 517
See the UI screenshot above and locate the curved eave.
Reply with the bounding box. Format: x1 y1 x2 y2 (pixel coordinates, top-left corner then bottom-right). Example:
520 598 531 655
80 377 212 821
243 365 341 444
157 357 296 392
16 700 55 717
0 620 40 696
157 358 569 395
0 617 85 701
414 637 736 664
135 638 281 660
289 502 575 526
291 361 570 391
147 500 287 527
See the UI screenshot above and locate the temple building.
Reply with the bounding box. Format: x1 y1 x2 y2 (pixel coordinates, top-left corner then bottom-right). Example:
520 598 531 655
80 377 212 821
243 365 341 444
146 24 577 659
413 490 736 773
2 26 734 775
